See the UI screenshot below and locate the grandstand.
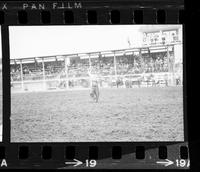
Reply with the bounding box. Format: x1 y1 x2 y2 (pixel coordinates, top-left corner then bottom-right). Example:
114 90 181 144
10 42 183 92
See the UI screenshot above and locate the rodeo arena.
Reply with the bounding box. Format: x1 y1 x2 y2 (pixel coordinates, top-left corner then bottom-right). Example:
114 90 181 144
11 25 184 142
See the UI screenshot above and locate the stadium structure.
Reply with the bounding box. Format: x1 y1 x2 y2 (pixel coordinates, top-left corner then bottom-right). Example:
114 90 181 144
10 44 182 92
10 26 183 92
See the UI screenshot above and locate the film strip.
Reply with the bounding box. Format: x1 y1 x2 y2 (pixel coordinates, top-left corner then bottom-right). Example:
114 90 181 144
0 0 190 169
0 1 184 25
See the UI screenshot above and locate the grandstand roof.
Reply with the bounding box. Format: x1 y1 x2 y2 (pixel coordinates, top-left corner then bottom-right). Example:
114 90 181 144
139 25 181 33
10 43 180 64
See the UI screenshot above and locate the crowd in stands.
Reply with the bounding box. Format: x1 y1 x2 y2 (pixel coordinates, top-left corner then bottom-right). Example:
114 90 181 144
68 64 88 78
10 52 170 82
116 54 169 75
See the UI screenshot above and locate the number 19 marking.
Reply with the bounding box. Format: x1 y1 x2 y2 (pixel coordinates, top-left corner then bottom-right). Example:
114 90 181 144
86 159 97 167
176 159 190 167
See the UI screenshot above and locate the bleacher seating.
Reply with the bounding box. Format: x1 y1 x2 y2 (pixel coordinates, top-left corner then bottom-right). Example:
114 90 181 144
10 52 169 84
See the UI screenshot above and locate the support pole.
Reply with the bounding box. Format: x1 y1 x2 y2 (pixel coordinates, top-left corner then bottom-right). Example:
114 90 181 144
42 58 46 90
172 46 175 86
20 60 24 90
88 53 92 87
113 51 117 77
89 53 92 72
167 45 172 86
167 45 170 72
64 56 69 89
139 48 144 73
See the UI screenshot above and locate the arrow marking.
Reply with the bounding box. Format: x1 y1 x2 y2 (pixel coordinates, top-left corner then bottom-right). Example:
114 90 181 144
156 159 174 167
65 159 83 167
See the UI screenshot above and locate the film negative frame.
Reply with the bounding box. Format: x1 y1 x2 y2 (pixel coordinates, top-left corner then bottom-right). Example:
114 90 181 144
0 0 190 169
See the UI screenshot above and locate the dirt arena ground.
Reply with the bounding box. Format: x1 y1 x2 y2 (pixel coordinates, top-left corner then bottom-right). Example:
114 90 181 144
11 86 184 142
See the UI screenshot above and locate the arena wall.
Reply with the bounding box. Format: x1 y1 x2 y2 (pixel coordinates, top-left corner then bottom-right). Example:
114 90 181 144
11 72 182 93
